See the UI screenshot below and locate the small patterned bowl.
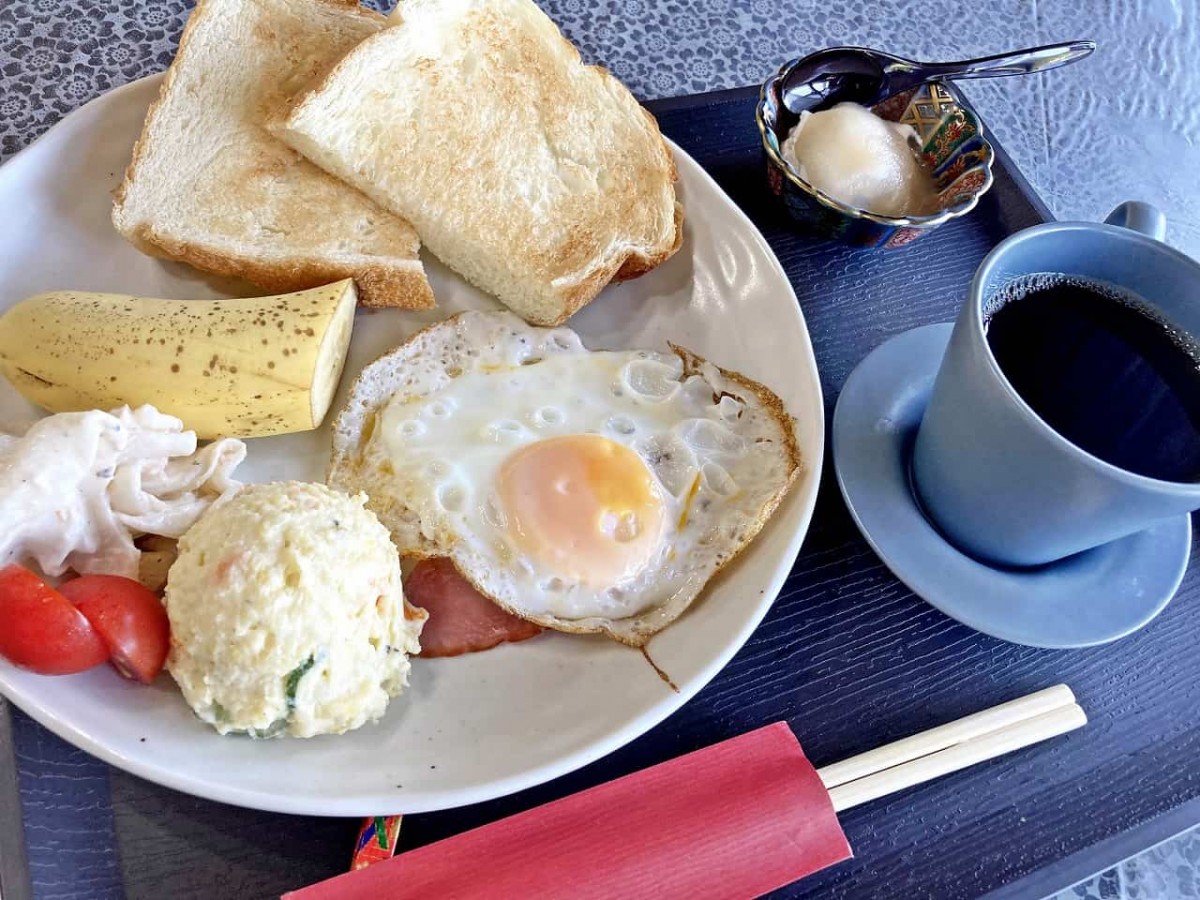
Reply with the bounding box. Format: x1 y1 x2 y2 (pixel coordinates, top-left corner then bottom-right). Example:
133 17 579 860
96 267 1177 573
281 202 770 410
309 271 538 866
756 58 995 249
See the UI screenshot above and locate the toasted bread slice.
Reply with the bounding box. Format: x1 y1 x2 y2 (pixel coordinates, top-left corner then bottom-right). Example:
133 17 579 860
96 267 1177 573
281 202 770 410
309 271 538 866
112 0 434 310
274 0 682 326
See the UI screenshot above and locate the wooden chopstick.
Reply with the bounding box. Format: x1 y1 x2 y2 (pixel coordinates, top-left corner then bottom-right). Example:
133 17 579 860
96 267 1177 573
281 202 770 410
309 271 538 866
818 689 1086 813
817 684 1077 790
825 703 1086 812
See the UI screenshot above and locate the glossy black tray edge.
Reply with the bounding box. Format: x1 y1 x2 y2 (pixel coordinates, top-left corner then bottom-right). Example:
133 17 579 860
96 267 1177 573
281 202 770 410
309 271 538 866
0 83 1060 900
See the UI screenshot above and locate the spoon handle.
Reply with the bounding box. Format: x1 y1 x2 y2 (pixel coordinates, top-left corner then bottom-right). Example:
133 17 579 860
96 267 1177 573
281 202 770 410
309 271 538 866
888 40 1096 89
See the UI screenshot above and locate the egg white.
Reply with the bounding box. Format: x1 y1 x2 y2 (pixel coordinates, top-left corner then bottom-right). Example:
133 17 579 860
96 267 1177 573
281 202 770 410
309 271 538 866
329 312 800 645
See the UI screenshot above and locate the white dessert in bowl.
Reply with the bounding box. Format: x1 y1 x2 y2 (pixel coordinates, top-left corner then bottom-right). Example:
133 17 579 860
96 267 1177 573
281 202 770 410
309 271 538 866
780 102 937 218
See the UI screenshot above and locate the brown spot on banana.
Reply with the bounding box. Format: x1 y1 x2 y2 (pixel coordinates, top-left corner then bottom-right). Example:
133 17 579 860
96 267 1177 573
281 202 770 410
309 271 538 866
16 368 55 388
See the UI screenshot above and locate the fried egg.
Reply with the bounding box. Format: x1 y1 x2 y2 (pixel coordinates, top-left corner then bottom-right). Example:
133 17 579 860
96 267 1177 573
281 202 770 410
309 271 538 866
329 312 800 646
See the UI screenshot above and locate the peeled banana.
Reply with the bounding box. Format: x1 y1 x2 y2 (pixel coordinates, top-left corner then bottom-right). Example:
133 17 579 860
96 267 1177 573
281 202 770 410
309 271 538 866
0 280 358 439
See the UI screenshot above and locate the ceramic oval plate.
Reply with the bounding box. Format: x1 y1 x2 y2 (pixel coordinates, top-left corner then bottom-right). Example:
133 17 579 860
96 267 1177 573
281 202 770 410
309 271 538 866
0 75 823 816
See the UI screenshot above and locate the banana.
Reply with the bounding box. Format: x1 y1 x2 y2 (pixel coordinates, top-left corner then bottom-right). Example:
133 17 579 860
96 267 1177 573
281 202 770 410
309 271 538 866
0 280 358 439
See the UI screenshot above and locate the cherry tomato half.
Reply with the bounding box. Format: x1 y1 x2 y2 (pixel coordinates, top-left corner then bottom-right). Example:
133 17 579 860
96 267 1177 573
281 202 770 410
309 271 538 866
60 575 171 684
0 565 109 675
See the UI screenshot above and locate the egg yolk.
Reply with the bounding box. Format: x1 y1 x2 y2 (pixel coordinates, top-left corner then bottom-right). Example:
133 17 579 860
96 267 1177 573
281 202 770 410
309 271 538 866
497 435 665 586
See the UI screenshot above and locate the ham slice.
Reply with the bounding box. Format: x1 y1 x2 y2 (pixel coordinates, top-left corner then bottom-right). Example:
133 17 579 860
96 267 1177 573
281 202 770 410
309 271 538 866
406 558 542 658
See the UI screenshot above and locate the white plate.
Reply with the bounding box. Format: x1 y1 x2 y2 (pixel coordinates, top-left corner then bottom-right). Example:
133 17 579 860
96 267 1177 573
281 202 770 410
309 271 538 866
0 75 823 816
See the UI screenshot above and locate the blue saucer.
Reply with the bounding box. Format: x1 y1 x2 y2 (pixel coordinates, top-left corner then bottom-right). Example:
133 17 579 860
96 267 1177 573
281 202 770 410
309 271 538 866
832 323 1191 649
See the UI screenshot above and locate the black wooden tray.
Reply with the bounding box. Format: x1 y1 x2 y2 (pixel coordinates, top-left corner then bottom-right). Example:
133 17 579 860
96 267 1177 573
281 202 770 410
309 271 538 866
2 85 1197 900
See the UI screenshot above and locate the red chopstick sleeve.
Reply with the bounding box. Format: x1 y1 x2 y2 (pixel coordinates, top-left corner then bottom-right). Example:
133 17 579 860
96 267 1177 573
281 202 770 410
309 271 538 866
285 722 852 900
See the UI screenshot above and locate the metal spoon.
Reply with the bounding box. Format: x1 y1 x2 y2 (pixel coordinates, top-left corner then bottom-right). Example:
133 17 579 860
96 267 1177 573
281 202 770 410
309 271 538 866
780 41 1096 115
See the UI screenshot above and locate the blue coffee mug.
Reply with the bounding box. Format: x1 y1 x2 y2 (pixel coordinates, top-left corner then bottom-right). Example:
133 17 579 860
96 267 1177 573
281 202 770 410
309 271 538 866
912 202 1200 567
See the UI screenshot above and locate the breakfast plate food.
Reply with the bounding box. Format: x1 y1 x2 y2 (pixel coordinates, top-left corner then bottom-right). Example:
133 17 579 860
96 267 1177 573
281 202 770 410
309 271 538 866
0 4 822 816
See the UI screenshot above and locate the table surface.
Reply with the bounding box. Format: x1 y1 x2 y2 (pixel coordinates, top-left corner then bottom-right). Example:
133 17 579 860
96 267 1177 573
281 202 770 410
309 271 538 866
3 2 1200 899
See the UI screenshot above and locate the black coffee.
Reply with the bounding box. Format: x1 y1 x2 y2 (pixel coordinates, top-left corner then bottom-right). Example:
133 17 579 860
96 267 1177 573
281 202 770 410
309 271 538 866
985 274 1200 483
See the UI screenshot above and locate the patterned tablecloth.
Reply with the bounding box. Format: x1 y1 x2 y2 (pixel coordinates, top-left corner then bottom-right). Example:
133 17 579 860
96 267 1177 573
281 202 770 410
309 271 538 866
4 0 1200 258
2 2 1199 899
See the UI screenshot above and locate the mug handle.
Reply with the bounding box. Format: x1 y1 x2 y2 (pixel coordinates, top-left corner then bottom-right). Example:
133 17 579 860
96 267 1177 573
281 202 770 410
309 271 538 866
1104 201 1167 241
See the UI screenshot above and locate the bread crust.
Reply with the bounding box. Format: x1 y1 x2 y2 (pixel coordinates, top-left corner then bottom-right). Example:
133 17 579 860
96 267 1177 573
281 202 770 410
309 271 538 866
612 201 686 284
123 223 435 309
111 0 432 310
537 200 683 327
